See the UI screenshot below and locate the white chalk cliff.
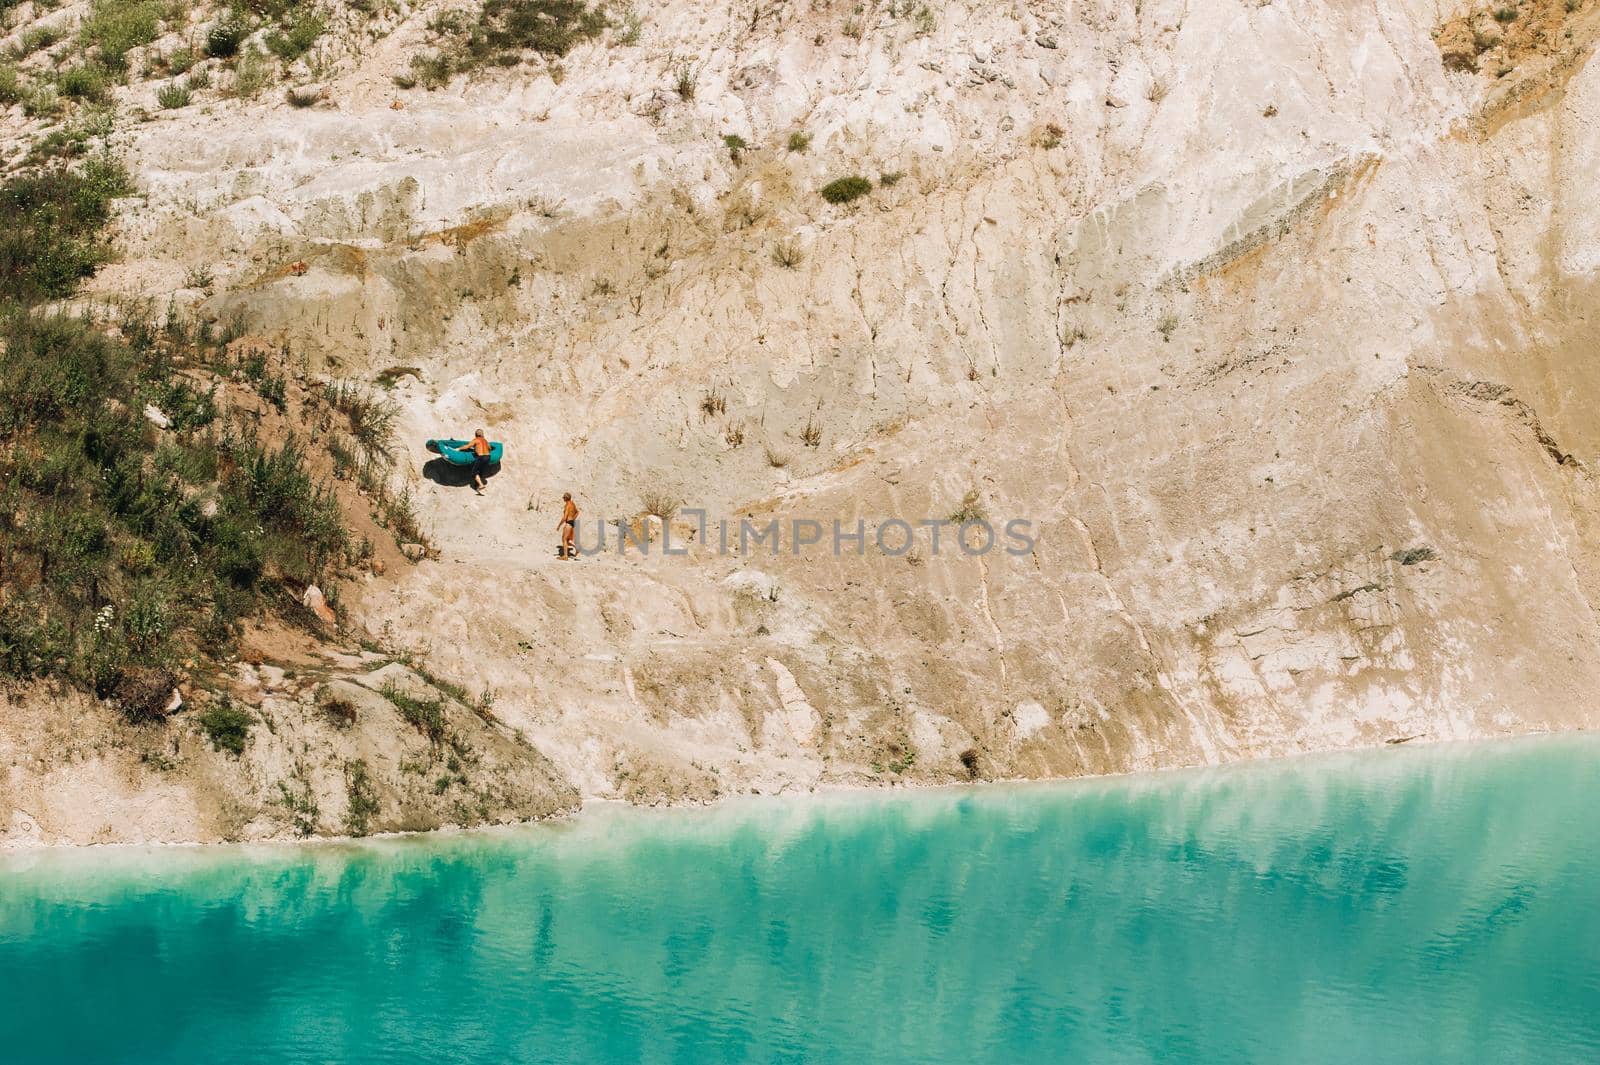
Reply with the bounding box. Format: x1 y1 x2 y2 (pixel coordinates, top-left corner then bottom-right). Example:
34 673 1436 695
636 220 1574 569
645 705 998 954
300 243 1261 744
7 0 1600 840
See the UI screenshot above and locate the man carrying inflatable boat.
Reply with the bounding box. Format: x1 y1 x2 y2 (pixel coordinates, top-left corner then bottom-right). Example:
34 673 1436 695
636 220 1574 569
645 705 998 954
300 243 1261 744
426 430 502 495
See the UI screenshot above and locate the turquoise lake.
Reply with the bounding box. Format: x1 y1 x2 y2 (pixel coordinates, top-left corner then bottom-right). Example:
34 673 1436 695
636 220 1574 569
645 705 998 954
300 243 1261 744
2 736 1598 1064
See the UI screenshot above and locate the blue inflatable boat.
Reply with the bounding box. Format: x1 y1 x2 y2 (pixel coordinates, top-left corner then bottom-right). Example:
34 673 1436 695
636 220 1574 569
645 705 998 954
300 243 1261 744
427 438 505 465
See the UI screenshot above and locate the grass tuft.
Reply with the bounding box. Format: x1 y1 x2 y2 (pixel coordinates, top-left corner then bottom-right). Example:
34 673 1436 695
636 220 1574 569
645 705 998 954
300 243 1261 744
322 380 398 467
199 697 254 756
156 81 191 109
819 176 872 204
206 15 248 59
343 759 381 835
382 681 447 742
772 239 804 269
266 9 326 63
81 0 164 69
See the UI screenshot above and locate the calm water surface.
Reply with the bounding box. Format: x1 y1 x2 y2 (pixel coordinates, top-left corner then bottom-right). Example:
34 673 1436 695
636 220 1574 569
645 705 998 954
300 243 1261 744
2 736 1597 1064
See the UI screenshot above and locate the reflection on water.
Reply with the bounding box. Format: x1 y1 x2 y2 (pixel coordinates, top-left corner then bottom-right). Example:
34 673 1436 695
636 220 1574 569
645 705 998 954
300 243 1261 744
3 737 1598 1064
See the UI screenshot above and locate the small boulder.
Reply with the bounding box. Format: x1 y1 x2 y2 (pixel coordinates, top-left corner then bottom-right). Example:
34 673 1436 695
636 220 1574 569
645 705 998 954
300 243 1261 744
143 404 171 429
400 543 427 562
302 584 337 624
1035 34 1058 49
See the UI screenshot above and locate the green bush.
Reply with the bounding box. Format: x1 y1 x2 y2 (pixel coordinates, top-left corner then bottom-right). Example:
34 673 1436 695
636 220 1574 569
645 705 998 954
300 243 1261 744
819 175 872 204
122 581 171 656
146 376 217 431
344 759 381 835
22 83 60 118
199 698 254 755
156 81 191 109
241 350 288 410
257 368 288 408
231 48 271 99
58 64 112 103
16 25 65 57
81 0 165 68
0 61 21 106
153 437 220 484
0 156 130 303
265 9 326 62
0 115 357 705
0 594 68 680
478 0 608 56
412 0 608 83
0 312 352 692
322 380 396 465
219 430 347 583
206 15 248 59
409 51 454 90
47 506 113 595
0 311 134 431
276 760 320 836
23 109 117 166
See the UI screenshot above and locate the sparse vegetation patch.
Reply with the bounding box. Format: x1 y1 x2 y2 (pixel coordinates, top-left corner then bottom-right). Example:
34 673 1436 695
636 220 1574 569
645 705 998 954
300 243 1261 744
948 490 985 525
819 176 872 204
0 311 351 695
1 156 130 305
81 0 164 70
404 0 610 88
344 759 381 835
199 698 255 756
382 682 448 742
1391 545 1439 566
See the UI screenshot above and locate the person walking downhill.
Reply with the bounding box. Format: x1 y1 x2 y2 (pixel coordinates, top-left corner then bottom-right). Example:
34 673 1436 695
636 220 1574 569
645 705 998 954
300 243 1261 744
557 492 579 559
